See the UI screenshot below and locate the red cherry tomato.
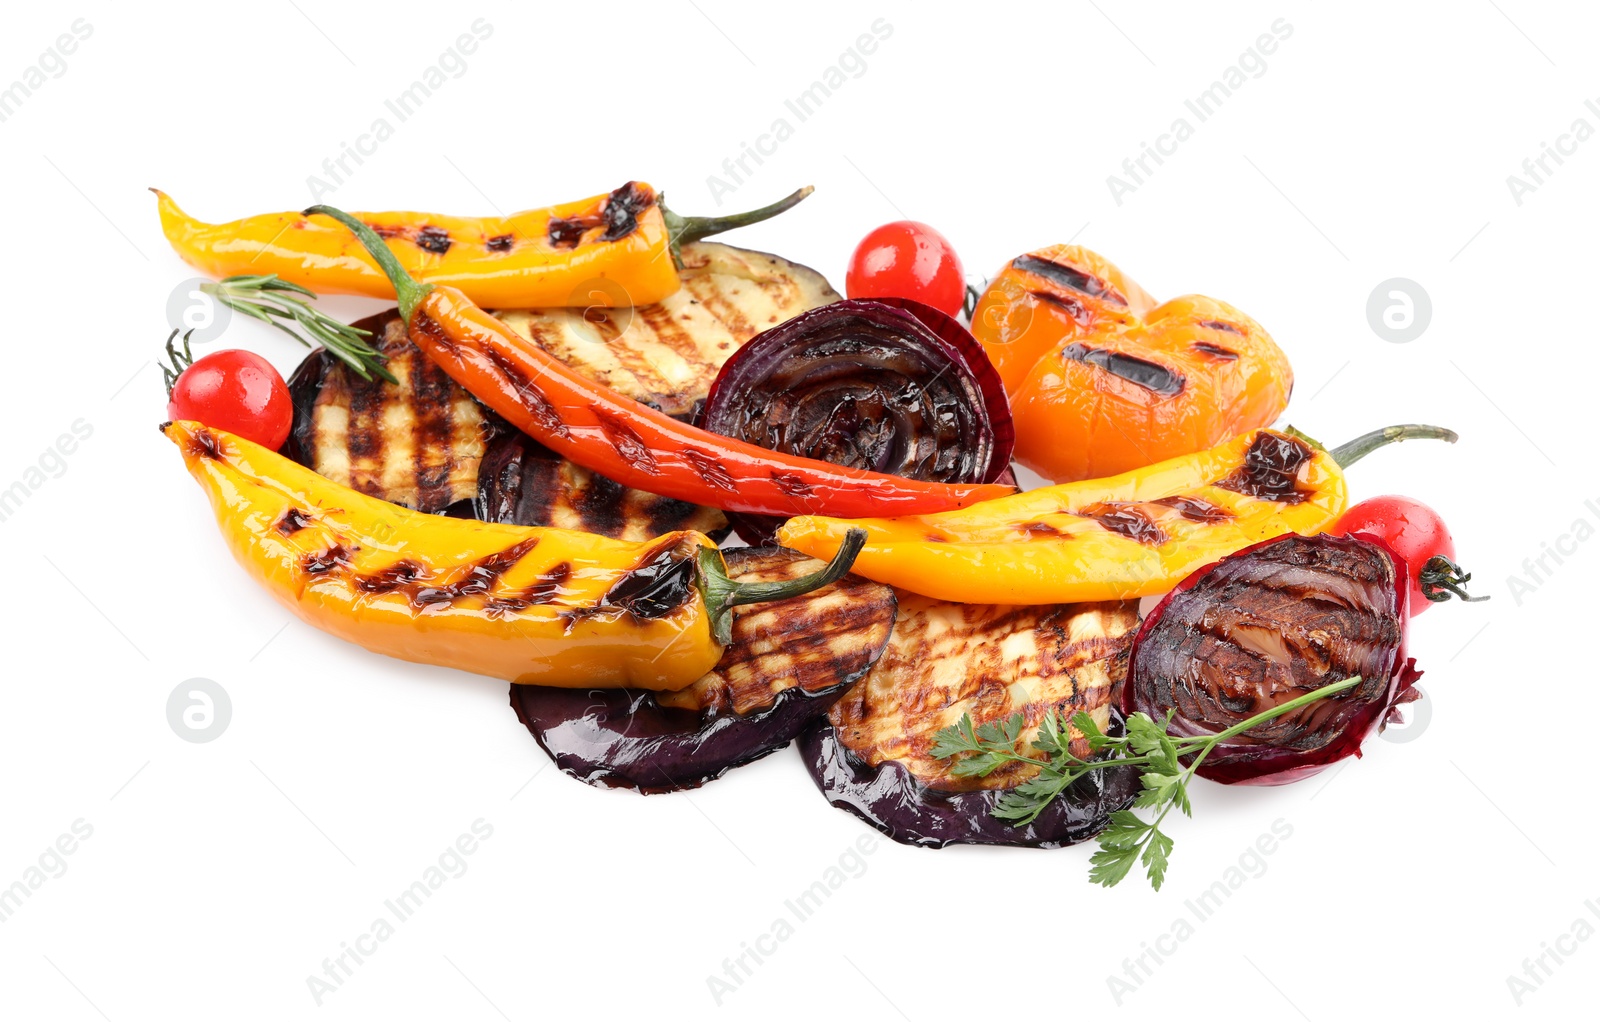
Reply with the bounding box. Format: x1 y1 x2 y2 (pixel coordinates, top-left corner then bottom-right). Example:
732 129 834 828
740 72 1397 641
1330 496 1481 615
167 349 293 451
846 220 966 316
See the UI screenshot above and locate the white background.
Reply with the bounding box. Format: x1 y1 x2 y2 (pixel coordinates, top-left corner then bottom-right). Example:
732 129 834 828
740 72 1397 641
0 2 1593 1018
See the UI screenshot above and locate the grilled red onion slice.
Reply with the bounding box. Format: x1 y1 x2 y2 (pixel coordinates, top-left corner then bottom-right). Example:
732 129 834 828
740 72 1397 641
698 297 1014 543
510 548 896 793
1124 532 1420 786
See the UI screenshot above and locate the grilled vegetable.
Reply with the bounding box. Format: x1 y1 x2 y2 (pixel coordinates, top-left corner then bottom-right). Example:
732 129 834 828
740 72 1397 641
1125 532 1420 785
477 432 726 542
163 420 866 690
494 241 840 419
309 204 1015 519
845 220 966 315
283 309 728 539
801 596 1143 847
699 297 1014 543
283 310 492 514
154 181 813 309
163 332 293 451
511 548 896 793
1331 495 1486 613
779 424 1456 604
970 245 1293 482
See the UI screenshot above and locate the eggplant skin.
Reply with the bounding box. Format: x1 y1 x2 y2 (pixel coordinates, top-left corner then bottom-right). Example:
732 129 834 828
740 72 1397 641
803 596 1141 847
801 714 1141 849
493 241 840 419
510 548 897 794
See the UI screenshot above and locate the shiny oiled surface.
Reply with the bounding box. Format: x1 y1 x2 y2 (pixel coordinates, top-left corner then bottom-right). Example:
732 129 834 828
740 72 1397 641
163 420 722 690
778 428 1348 604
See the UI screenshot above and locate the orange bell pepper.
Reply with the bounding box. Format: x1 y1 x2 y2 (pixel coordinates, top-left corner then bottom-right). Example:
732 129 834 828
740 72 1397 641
970 245 1293 482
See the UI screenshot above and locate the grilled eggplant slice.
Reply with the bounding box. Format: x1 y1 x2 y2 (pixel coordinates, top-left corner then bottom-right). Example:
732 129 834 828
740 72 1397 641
283 309 490 514
493 242 840 419
476 432 725 542
801 596 1143 847
510 548 896 793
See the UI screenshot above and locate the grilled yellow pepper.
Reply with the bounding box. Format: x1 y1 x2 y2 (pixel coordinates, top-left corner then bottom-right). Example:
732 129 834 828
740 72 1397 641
777 425 1454 604
163 420 861 689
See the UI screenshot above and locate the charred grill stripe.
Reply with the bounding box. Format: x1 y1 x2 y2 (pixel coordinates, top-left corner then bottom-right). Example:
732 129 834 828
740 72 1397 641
410 344 456 511
1152 495 1235 523
1198 320 1244 335
592 409 656 473
486 233 514 253
547 217 587 248
1012 254 1126 306
1028 289 1091 326
771 472 814 498
189 428 223 460
276 507 314 535
345 351 386 497
637 303 721 370
599 181 655 242
302 544 352 575
415 226 451 255
1062 343 1185 397
1074 502 1169 546
683 449 737 492
1191 341 1240 360
1217 432 1315 504
570 463 629 537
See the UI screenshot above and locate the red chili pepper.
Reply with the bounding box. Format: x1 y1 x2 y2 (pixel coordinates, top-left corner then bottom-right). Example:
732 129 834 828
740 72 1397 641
308 205 1016 518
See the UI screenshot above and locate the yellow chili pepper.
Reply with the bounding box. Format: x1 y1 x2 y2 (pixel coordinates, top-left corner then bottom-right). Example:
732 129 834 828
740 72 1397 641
163 420 862 689
777 425 1455 605
152 181 811 309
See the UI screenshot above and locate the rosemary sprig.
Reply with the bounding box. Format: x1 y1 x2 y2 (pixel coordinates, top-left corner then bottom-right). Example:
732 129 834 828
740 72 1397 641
929 675 1363 891
202 274 394 383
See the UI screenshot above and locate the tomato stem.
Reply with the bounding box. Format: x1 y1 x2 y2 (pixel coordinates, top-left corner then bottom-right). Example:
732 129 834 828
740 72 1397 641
1419 555 1489 604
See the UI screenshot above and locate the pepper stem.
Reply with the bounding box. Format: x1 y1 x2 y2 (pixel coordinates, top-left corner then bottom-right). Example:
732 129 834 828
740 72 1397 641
697 528 867 646
1326 424 1459 468
1419 555 1489 604
659 185 814 267
303 205 433 324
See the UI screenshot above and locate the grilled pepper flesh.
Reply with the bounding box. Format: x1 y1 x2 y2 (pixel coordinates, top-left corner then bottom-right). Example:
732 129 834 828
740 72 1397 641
777 425 1455 605
163 420 862 689
154 182 811 309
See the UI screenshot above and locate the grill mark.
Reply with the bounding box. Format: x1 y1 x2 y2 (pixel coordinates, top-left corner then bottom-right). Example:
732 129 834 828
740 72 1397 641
772 472 814 498
276 507 314 535
1217 432 1315 504
345 363 385 496
302 544 353 575
584 537 698 621
571 466 628 537
690 285 758 340
1191 341 1239 360
637 303 720 370
1062 343 1185 397
1152 495 1235 523
599 181 655 242
188 428 223 460
547 217 586 248
415 226 451 255
410 344 456 511
470 342 570 441
412 310 461 357
485 233 514 253
1012 254 1126 306
1028 289 1091 326
682 449 737 492
593 409 656 473
1198 320 1244 335
339 538 542 611
486 561 572 616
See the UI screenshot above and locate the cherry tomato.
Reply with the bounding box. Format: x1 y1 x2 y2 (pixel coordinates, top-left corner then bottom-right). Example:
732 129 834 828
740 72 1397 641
846 221 966 316
167 349 293 450
1330 496 1481 615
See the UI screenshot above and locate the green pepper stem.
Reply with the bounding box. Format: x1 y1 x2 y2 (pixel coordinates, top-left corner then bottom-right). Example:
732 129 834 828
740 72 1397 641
660 185 813 267
303 205 433 323
697 528 867 646
1325 423 1458 468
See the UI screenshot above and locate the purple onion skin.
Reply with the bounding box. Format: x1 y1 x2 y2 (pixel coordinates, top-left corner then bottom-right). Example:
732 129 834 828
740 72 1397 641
1124 532 1419 786
699 297 1014 545
799 713 1141 849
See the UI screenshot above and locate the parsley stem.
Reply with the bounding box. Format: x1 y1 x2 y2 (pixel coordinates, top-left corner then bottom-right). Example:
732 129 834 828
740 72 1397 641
1194 675 1363 748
